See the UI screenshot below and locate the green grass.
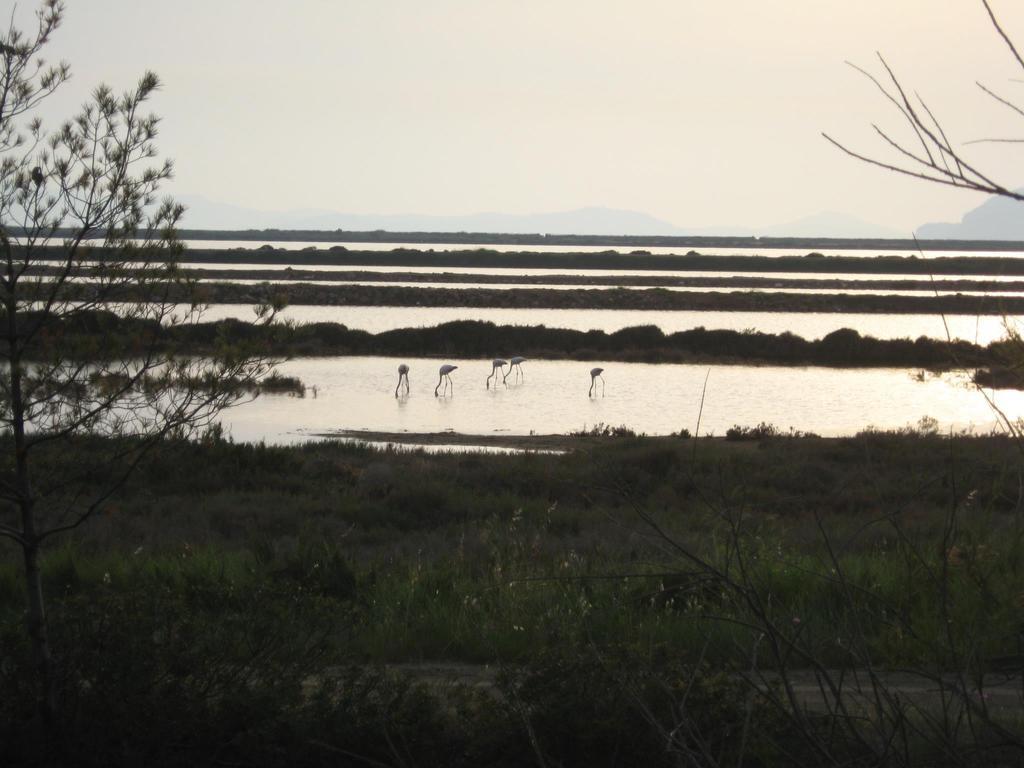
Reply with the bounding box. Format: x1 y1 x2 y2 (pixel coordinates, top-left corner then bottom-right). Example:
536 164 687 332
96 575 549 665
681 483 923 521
3 430 1023 764
3 429 1021 668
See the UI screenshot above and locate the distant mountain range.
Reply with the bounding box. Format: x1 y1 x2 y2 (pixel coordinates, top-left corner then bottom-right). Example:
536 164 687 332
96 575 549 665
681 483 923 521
752 212 903 239
917 191 1024 240
176 195 902 239
177 197 685 236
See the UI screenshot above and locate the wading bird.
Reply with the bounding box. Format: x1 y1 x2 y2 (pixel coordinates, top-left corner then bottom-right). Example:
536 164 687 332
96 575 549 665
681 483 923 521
589 367 605 398
503 356 525 384
395 363 410 397
486 358 507 389
435 364 457 397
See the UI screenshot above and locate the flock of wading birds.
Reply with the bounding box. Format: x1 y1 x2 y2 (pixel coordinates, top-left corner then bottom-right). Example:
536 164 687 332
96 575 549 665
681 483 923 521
394 358 607 398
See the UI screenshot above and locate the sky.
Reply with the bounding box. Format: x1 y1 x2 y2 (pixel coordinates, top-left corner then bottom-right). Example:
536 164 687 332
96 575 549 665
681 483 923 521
15 0 1024 233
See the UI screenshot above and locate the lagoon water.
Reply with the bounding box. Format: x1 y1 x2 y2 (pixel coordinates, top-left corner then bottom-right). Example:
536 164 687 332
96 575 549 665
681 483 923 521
179 240 1024 260
218 356 1024 445
49 241 1024 443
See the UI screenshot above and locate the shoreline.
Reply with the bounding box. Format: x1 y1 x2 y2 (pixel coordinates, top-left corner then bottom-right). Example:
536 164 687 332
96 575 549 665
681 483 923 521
312 429 630 452
30 313 1013 376
153 229 1024 252
177 268 1024 292
42 244 1024 275
192 281 1024 314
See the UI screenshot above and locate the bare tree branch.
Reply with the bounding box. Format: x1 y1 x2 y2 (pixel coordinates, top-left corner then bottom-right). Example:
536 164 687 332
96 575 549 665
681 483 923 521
982 0 1024 72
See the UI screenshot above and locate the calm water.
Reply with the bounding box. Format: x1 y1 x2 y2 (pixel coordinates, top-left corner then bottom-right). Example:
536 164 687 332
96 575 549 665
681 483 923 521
189 303 1020 344
180 240 1024 260
218 356 1023 444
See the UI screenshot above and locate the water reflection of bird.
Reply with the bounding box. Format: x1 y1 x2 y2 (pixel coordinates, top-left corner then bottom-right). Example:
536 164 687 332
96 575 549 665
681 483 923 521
395 363 410 398
435 364 457 397
589 367 605 398
503 356 525 384
486 358 507 389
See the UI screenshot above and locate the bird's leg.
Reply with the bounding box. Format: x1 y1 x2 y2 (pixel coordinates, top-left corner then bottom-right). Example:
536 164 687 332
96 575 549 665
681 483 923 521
601 376 605 396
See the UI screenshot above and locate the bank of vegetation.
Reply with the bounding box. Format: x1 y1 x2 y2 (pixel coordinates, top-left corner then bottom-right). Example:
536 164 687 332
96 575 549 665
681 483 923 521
29 277 1024 314
2 430 1022 765
158 228 1024 253
24 310 1024 381
156 267 1024 293
26 262 1024 292
33 226 885 249
34 243 1024 275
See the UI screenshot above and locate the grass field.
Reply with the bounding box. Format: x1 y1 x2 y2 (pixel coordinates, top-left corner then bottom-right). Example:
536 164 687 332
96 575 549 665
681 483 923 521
3 428 1023 765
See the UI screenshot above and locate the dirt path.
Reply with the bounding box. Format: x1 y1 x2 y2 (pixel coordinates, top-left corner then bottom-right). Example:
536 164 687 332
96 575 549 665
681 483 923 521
384 662 1024 716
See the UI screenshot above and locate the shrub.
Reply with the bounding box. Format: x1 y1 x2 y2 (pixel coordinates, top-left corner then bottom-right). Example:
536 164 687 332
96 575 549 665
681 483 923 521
725 422 780 441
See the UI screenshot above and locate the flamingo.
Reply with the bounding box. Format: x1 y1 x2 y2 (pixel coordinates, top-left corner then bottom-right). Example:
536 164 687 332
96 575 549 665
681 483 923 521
589 367 605 398
435 364 457 397
395 363 410 397
486 358 507 389
503 356 525 384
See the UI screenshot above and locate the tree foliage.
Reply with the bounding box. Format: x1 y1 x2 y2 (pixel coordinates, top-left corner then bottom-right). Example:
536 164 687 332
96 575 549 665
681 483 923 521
0 0 272 736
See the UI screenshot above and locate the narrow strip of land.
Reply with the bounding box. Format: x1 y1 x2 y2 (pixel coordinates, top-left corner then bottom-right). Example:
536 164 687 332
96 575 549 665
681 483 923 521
190 281 1024 314
174 268 1024 292
34 244 1024 275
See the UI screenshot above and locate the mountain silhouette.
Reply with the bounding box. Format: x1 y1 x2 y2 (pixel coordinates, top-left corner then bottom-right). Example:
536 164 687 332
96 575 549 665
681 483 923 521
176 195 898 238
917 190 1024 240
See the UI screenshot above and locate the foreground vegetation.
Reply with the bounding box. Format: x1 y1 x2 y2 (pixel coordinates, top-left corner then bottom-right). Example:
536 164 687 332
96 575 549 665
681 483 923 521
2 429 1023 765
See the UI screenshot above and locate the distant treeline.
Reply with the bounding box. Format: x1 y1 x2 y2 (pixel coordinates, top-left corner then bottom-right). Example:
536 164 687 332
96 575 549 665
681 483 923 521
22 278 1024 314
143 267 1024 293
30 263 1024 291
168 229 1024 253
32 312 1012 372
190 282 1024 314
28 244 1024 275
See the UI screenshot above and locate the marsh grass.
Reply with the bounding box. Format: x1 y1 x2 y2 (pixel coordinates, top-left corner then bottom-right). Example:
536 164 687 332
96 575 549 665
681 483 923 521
2 431 1023 764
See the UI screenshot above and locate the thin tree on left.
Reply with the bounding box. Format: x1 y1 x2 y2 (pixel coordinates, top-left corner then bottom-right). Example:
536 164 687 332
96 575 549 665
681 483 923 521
0 0 274 741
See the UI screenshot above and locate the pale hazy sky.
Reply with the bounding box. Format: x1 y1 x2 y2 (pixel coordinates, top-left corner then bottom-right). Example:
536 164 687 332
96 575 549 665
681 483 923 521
19 1 1024 232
